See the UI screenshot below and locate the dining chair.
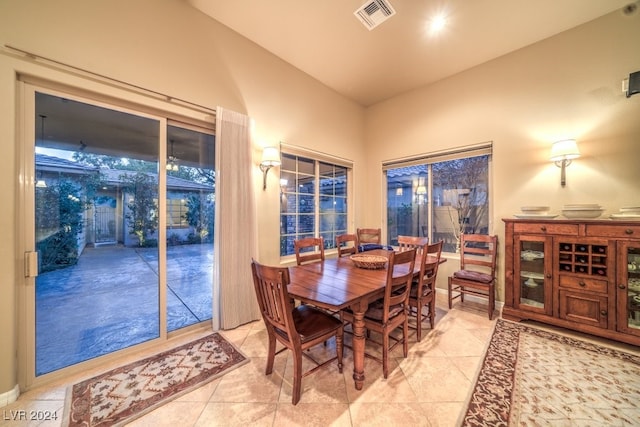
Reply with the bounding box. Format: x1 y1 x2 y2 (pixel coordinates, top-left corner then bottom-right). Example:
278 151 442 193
250 260 344 405
448 233 498 320
341 248 416 379
397 235 429 251
294 236 325 265
336 233 359 257
357 228 381 244
408 240 443 341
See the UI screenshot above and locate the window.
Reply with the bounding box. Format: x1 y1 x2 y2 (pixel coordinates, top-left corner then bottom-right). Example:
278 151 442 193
280 149 350 257
167 197 188 228
385 143 491 253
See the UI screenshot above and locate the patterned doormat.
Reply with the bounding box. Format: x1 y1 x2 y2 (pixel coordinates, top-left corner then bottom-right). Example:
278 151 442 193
63 333 248 427
461 319 640 426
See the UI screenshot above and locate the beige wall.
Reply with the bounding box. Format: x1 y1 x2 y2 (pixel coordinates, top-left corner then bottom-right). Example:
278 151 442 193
0 0 365 396
0 0 639 399
364 10 640 297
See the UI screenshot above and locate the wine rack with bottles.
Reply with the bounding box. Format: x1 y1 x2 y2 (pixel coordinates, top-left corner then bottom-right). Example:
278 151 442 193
558 242 608 276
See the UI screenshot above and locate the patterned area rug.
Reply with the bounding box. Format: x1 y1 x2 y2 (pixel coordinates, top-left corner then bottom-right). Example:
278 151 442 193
462 319 640 426
63 333 248 427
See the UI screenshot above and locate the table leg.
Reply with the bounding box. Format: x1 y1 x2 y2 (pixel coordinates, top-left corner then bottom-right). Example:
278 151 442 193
350 301 367 390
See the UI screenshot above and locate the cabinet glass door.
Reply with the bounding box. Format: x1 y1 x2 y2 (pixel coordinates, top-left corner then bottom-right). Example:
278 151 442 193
515 236 550 313
623 244 640 333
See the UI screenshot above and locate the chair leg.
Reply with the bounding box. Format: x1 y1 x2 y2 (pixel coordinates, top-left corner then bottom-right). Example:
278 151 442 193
428 298 435 329
402 318 409 357
489 284 495 320
336 329 344 373
265 333 276 375
416 301 423 342
382 330 389 379
291 351 303 405
447 277 453 309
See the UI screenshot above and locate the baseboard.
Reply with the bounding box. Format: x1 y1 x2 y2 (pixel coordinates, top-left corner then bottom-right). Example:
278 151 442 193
0 384 20 407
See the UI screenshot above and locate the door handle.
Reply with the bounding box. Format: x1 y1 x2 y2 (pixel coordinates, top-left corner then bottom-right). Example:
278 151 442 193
25 251 39 278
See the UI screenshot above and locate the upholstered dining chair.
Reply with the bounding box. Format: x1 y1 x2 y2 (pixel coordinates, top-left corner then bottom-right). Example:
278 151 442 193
448 233 498 320
341 248 416 379
336 233 359 257
408 240 443 341
294 236 325 265
251 259 344 405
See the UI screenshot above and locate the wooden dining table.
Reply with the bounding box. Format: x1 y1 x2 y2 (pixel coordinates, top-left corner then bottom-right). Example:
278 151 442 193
287 249 445 390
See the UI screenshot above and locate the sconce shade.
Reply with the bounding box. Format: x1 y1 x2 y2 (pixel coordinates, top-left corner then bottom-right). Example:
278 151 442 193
260 146 281 168
550 139 580 161
550 139 579 187
416 185 427 195
260 146 281 190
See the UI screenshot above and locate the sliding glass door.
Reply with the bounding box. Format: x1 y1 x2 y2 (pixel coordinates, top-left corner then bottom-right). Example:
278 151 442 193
165 124 215 331
28 87 215 379
34 92 161 375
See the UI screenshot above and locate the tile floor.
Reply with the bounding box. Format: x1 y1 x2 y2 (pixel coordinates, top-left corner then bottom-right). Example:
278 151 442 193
1 294 497 427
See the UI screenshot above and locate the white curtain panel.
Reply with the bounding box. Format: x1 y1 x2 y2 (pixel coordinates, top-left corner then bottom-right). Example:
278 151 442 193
213 107 260 330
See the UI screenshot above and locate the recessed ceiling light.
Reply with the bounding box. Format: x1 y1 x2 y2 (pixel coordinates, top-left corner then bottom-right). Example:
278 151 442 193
429 13 447 34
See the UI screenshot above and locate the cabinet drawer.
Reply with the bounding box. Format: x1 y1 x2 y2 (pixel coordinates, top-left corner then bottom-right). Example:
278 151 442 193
586 224 640 239
513 222 579 235
558 275 608 293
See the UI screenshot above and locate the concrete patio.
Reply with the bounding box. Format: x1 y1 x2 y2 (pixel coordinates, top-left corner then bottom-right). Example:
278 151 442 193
35 243 213 375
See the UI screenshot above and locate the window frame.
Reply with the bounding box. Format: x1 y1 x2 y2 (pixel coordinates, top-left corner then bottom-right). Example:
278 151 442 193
383 142 493 254
279 144 353 260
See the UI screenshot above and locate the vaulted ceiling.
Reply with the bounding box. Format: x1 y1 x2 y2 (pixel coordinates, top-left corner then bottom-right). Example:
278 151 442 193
188 0 636 106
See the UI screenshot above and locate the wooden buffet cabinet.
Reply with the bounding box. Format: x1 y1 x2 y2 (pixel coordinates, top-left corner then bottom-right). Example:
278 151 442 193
502 218 640 346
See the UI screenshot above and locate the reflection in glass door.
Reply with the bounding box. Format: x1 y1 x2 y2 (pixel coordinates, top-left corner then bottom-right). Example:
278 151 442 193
165 124 214 331
625 245 640 331
34 91 161 375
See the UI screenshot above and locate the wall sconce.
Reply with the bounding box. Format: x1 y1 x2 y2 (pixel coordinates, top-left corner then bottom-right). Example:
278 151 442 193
260 146 281 190
550 139 580 187
415 179 427 205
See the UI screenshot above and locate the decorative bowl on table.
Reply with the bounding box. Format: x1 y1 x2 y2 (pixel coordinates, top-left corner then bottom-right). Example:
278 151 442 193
620 206 640 213
561 204 604 219
350 254 388 269
610 206 640 220
514 206 558 219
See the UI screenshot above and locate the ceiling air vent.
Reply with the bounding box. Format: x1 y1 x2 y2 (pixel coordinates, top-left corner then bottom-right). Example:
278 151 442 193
354 0 396 30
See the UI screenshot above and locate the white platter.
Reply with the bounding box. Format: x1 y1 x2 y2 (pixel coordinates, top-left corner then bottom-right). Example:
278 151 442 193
610 214 640 220
521 271 544 280
514 213 558 219
521 250 544 261
520 206 550 212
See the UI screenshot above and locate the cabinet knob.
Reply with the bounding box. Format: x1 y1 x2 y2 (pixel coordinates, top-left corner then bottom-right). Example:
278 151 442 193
600 310 608 316
619 284 627 289
546 274 552 279
579 281 586 287
625 229 634 235
540 226 547 232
